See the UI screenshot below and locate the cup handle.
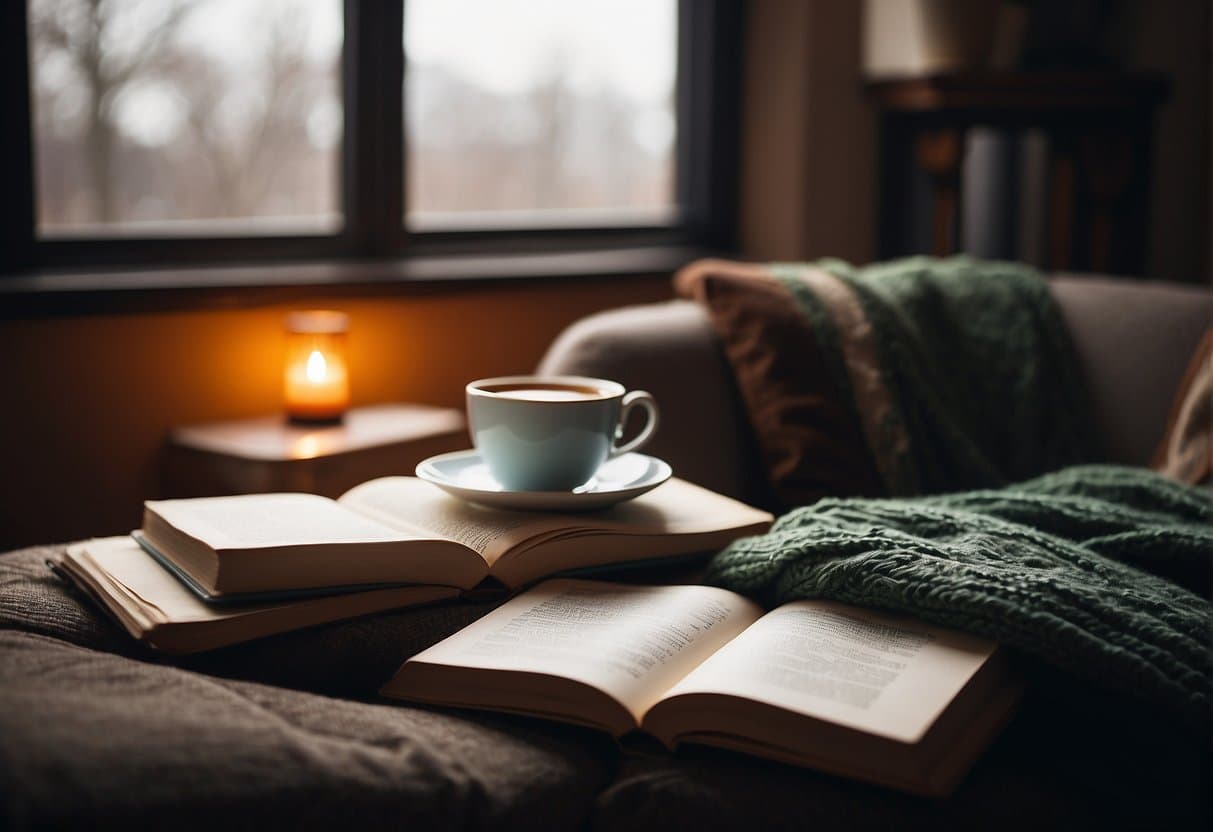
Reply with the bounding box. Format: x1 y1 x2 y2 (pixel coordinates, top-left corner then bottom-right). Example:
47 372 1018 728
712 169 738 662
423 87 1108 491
610 391 659 458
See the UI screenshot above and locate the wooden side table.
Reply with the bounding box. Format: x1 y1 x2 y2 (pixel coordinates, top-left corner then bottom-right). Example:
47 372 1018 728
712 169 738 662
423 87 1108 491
866 71 1170 274
161 403 467 499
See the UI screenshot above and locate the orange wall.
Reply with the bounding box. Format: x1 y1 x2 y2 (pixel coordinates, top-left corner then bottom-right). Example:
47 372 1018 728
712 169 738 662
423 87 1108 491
0 276 672 550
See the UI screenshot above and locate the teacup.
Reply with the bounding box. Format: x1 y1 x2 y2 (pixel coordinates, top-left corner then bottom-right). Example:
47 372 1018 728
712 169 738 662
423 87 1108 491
466 375 659 492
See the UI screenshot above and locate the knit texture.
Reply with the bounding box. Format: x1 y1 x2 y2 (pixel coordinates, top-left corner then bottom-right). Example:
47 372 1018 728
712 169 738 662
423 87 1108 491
770 256 1096 495
705 465 1213 727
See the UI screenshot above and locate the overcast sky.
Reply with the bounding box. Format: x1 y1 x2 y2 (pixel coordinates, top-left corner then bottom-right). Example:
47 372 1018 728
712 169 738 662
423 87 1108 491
406 0 675 101
176 0 675 102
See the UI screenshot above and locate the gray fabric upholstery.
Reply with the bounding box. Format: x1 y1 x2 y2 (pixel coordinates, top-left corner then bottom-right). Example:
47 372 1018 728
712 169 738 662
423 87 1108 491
1050 275 1211 466
539 276 1212 495
538 300 770 504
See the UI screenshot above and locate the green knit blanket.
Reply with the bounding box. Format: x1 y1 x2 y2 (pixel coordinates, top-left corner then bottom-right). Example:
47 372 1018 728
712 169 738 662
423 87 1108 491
771 256 1095 495
706 465 1213 727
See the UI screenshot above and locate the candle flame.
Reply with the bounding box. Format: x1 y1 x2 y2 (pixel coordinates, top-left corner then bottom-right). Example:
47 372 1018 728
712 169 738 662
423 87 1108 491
305 349 328 383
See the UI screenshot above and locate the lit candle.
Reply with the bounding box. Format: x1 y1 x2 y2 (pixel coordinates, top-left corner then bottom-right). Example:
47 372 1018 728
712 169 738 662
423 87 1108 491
284 311 350 422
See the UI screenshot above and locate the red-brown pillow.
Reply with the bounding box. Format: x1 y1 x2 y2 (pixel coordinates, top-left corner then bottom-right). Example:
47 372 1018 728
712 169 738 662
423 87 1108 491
674 259 882 508
1152 328 1212 485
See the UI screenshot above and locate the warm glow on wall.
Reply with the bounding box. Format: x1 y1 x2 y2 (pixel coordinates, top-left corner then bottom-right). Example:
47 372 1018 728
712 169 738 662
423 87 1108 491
284 311 350 422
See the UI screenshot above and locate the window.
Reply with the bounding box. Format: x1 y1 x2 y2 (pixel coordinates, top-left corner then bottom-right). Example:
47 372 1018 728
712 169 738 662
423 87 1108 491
405 0 676 229
29 0 343 236
2 1 740 278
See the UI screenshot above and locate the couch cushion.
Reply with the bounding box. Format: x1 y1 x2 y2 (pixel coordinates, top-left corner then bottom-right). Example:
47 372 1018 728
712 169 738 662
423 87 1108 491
1050 275 1212 465
673 259 882 507
0 629 612 831
537 299 772 506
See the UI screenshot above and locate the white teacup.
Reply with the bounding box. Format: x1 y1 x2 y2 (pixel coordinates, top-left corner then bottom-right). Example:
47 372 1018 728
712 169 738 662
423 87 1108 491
466 375 659 492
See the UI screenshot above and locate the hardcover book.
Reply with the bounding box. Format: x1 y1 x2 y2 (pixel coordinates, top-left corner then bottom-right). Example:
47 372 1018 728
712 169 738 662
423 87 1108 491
139 476 772 598
59 477 772 652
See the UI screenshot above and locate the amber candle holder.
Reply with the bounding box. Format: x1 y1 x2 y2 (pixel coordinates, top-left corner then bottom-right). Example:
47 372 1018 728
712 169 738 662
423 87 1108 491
283 311 350 423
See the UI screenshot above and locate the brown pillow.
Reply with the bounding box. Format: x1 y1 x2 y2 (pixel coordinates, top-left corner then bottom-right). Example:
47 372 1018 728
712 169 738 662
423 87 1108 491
674 259 882 508
1152 328 1212 485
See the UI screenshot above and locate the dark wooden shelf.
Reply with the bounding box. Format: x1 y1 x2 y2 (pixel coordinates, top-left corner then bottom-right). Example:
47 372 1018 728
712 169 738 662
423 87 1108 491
866 71 1171 274
865 71 1170 117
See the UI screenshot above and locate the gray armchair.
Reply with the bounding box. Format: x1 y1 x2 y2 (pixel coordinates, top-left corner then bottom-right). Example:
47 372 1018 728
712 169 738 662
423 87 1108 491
539 274 1211 504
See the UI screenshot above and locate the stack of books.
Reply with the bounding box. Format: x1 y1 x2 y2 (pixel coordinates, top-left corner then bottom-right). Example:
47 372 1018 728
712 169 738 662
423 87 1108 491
61 475 773 653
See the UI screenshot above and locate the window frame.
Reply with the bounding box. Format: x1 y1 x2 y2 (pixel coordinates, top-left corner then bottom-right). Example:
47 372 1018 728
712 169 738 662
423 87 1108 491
0 0 740 280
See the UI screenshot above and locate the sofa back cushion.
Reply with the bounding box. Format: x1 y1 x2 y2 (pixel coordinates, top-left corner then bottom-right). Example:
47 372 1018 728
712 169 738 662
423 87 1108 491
536 300 773 505
1050 275 1212 466
537 270 1211 505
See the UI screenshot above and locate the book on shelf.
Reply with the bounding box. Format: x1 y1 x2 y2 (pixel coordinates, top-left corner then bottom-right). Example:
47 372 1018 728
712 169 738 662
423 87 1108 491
382 579 1021 797
58 476 772 652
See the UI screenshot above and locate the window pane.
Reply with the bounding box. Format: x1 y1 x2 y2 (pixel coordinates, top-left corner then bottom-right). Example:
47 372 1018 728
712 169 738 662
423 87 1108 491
28 0 342 237
404 0 677 229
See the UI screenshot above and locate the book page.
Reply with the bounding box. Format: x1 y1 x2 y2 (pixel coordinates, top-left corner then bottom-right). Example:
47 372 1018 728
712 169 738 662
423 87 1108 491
339 477 572 558
401 579 763 722
487 478 774 570
657 600 997 743
64 537 460 652
75 537 281 623
569 478 773 536
342 477 773 567
146 493 421 550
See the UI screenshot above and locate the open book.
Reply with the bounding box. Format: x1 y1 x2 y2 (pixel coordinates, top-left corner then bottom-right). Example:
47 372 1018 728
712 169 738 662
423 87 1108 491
141 476 773 599
382 579 1021 797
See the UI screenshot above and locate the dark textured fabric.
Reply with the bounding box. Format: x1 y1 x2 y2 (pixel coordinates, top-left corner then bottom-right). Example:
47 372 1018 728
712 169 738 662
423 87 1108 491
0 630 613 831
674 260 883 508
707 465 1213 727
592 692 1210 832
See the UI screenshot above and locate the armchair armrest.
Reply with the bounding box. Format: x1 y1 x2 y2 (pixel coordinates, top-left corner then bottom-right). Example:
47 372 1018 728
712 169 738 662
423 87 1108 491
537 300 769 503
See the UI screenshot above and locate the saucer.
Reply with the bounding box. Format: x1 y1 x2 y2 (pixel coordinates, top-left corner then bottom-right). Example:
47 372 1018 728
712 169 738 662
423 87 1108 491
415 450 672 511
